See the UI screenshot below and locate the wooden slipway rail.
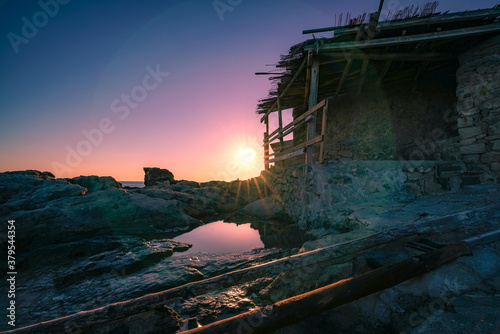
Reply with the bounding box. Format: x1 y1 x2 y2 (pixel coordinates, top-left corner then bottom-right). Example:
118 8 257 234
6 204 500 333
182 229 500 334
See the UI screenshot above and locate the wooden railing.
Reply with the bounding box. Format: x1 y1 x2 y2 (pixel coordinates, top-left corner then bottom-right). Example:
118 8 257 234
263 98 329 169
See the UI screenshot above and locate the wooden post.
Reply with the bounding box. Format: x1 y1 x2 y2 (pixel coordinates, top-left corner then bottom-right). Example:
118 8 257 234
306 55 319 165
319 99 329 163
278 98 283 149
264 115 270 171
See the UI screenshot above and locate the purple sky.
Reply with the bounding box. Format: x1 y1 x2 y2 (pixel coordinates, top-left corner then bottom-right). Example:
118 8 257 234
0 0 496 181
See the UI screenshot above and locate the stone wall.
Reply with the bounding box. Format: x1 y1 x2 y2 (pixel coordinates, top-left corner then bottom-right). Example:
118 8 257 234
263 160 444 233
291 74 460 164
456 35 500 178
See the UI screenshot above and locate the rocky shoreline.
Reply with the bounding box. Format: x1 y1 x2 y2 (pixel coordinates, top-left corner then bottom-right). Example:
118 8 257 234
1 167 500 333
0 168 293 329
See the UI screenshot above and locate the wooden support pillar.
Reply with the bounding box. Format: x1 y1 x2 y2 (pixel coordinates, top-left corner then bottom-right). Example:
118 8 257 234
358 59 369 94
319 99 329 163
264 115 270 171
306 55 320 165
376 60 392 88
278 98 283 148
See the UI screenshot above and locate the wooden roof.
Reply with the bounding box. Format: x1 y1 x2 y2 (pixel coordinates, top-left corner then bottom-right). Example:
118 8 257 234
256 7 500 117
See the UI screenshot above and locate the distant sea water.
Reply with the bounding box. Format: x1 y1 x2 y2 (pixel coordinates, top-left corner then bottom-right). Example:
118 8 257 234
119 181 145 188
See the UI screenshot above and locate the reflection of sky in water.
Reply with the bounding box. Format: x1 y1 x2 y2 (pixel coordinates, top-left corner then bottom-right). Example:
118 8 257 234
173 221 263 255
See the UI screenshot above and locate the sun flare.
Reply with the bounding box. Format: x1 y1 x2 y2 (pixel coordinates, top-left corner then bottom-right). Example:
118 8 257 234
236 147 256 167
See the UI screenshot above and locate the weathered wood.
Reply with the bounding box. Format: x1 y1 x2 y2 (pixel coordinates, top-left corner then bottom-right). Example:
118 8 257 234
376 60 392 87
304 23 500 51
277 98 284 149
358 59 369 94
319 99 329 163
269 148 304 163
11 204 500 334
302 7 500 35
320 52 453 62
181 242 472 334
333 58 353 100
264 116 270 170
306 55 320 165
260 57 307 123
264 100 325 144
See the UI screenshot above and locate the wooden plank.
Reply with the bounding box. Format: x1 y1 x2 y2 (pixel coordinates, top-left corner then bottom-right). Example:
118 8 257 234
278 98 283 148
319 99 329 163
181 243 472 334
302 7 500 35
358 59 369 94
264 116 270 170
320 52 453 62
260 57 307 122
306 56 320 165
280 135 323 159
265 100 324 144
269 148 304 163
304 23 500 52
376 60 392 87
333 58 353 100
414 60 429 81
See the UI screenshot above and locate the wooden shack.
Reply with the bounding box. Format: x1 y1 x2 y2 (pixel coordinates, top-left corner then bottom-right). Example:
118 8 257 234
258 5 500 180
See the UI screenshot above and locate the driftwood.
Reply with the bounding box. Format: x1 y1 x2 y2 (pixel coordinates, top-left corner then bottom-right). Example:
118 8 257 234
180 242 472 334
8 204 499 333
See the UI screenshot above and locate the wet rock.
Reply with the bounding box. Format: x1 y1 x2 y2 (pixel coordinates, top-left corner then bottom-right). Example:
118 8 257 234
239 196 289 220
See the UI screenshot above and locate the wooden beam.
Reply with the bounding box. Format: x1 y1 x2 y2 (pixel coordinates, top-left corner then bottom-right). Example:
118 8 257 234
264 116 270 170
376 60 392 87
264 100 325 144
260 57 307 123
306 55 320 165
319 99 329 163
181 242 472 334
304 23 500 52
269 148 304 163
278 98 283 149
358 59 369 94
320 52 453 62
333 57 353 100
414 60 429 81
302 7 500 35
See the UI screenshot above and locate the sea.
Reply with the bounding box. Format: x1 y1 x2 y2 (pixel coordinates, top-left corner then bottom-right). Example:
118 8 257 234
119 181 145 188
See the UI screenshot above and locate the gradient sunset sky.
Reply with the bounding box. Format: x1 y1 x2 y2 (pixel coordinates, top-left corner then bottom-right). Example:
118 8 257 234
0 0 496 182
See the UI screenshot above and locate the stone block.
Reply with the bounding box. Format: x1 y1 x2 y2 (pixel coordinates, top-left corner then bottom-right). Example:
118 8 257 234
488 121 500 136
459 107 480 116
460 138 476 146
491 162 500 171
481 152 500 163
459 126 483 140
460 143 486 155
492 140 500 151
463 154 480 164
457 116 476 128
338 150 353 158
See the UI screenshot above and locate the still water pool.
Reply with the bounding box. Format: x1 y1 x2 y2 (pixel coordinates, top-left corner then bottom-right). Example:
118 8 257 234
173 221 264 255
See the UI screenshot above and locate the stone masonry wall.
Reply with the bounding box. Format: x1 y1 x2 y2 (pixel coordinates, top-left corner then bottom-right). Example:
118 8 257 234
298 78 460 163
456 35 500 178
263 160 444 233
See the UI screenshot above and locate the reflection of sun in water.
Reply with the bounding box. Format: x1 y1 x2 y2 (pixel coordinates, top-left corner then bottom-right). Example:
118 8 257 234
236 147 256 167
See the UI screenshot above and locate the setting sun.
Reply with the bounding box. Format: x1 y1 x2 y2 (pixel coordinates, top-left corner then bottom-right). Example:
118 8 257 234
236 147 256 167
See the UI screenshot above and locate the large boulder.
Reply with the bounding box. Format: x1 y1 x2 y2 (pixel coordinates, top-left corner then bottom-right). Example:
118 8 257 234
68 175 121 192
144 167 175 186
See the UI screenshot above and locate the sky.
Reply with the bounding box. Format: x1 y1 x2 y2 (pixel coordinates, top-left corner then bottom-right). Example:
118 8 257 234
0 0 497 182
